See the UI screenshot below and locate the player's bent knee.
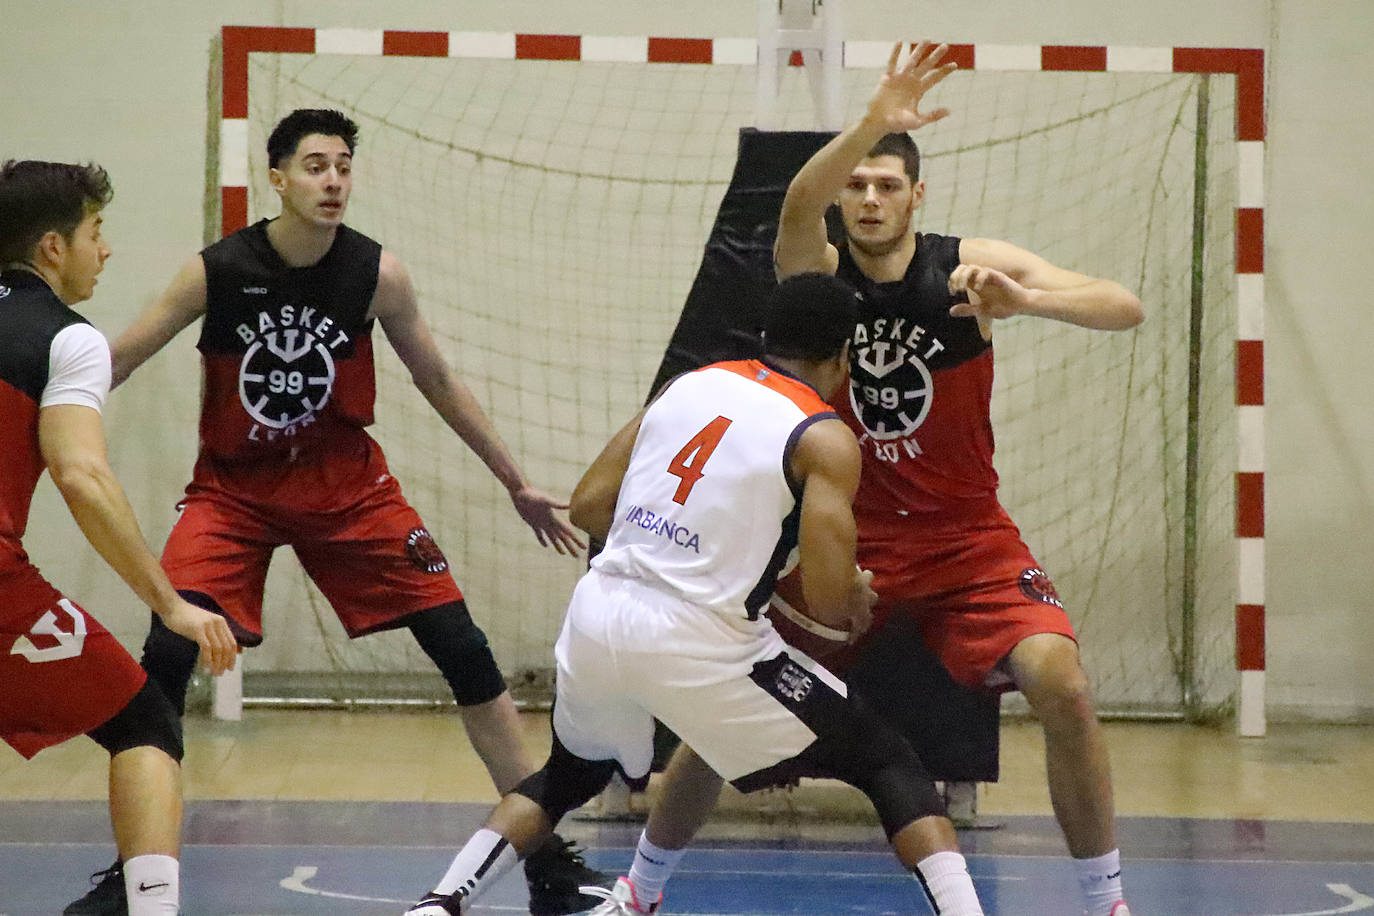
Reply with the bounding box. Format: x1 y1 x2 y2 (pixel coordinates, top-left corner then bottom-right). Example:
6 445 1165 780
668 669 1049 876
87 680 185 762
824 710 946 837
857 762 947 838
407 602 507 706
515 736 618 823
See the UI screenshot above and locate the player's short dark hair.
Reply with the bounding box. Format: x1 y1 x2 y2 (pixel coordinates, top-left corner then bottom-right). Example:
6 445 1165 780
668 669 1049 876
0 160 112 265
762 273 859 361
866 132 921 184
267 108 359 168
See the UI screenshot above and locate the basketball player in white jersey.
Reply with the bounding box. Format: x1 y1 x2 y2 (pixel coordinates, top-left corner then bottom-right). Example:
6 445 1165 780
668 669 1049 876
404 273 987 916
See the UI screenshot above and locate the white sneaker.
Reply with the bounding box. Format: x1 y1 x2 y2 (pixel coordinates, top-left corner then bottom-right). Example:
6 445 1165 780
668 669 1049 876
579 877 660 915
1108 903 1132 916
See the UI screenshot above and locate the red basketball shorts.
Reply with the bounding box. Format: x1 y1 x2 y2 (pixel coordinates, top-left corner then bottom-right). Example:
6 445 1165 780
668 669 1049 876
161 439 463 644
0 561 147 758
856 505 1076 691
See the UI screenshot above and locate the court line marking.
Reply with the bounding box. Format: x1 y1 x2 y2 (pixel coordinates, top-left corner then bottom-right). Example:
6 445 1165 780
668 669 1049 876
281 866 532 912
1269 883 1374 916
278 865 800 916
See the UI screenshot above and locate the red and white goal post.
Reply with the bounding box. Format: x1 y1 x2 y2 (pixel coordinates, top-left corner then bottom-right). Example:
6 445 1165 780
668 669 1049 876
211 26 1266 736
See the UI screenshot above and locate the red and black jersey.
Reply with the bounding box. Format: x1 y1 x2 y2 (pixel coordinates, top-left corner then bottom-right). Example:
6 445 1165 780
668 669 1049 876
197 219 382 461
0 271 92 559
833 233 1000 522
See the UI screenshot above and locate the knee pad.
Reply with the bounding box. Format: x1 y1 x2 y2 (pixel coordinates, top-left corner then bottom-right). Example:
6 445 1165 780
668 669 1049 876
140 609 203 716
407 602 507 705
515 736 618 824
857 759 947 838
807 697 947 838
88 680 184 762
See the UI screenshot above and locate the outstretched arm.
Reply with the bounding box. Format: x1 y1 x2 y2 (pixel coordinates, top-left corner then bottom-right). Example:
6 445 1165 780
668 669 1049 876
790 418 876 636
775 40 957 279
110 256 208 388
372 251 584 555
950 237 1144 334
39 405 238 675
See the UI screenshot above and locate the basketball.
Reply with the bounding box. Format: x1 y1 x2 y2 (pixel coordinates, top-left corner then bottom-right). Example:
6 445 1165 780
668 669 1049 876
765 567 852 658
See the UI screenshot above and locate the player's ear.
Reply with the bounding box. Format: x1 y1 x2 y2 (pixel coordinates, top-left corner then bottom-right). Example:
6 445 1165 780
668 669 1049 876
34 229 66 267
268 167 287 193
910 180 926 211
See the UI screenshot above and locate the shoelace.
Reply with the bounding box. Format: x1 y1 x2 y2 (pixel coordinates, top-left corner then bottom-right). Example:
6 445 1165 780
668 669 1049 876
89 864 123 886
577 883 653 915
550 838 590 866
578 884 625 912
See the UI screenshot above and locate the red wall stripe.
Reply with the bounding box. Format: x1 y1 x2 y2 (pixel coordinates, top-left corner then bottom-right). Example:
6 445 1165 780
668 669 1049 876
648 37 713 64
383 30 448 57
1236 603 1266 670
1173 47 1265 141
1042 45 1107 72
1236 208 1264 274
222 27 315 118
221 186 248 238
1236 471 1265 538
1236 339 1264 406
945 44 976 70
515 34 580 61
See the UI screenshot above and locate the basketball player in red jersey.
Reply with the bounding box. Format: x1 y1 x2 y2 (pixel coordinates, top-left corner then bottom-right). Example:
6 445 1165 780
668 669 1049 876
60 111 606 916
772 42 1145 916
404 273 987 916
626 41 1145 916
1 160 237 915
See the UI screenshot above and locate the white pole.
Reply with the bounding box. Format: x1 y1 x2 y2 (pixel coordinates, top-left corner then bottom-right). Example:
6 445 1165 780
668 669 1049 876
213 662 244 721
756 0 846 131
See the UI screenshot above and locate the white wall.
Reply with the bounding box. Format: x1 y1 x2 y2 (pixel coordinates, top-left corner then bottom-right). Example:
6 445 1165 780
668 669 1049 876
4 0 1370 721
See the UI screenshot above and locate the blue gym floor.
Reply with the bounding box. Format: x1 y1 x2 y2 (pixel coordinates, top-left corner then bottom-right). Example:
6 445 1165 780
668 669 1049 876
2 801 1372 915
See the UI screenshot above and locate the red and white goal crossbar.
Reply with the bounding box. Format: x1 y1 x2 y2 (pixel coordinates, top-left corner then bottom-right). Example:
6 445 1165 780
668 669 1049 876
217 26 1267 735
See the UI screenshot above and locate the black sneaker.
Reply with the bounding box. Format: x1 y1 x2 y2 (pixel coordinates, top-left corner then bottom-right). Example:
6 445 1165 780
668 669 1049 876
64 860 127 916
404 890 467 915
524 835 613 916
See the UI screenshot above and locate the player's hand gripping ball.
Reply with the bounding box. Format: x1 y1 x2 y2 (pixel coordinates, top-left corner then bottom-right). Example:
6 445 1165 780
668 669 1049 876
765 567 853 659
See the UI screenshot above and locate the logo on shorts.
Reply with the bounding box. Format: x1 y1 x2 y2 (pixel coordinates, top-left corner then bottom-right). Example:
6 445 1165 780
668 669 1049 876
0 285 10 299
406 527 449 574
775 660 814 703
1018 567 1063 609
9 598 88 663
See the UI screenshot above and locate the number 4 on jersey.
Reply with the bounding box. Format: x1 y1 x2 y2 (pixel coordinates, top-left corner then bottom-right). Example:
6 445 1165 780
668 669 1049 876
667 416 732 504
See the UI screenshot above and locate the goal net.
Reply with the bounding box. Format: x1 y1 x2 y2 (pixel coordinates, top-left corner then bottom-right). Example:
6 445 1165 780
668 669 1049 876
219 39 1238 716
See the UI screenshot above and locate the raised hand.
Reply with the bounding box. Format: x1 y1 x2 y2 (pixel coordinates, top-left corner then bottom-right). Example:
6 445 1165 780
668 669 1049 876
948 263 1031 321
509 486 587 556
866 41 958 133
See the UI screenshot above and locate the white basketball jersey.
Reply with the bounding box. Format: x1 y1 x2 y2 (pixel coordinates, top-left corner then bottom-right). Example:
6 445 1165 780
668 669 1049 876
592 360 838 620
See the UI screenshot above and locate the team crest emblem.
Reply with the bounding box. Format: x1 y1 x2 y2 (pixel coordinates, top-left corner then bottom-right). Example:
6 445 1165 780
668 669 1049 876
848 321 935 441
1018 567 1064 608
238 325 338 430
406 527 449 574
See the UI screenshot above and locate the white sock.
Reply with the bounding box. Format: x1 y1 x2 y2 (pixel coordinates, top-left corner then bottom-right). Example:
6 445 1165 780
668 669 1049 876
434 828 519 902
1075 849 1125 916
123 854 179 916
913 850 983 916
625 831 684 903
